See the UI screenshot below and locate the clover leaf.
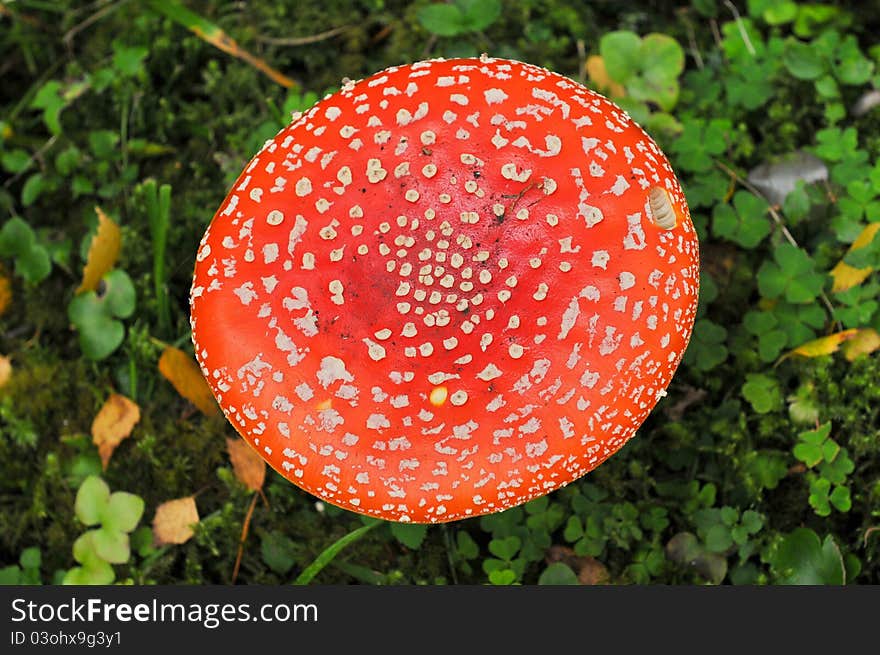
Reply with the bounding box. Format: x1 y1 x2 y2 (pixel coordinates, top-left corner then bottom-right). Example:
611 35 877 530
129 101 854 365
712 190 771 249
0 217 52 284
68 268 136 360
770 528 845 585
601 31 685 111
757 243 826 303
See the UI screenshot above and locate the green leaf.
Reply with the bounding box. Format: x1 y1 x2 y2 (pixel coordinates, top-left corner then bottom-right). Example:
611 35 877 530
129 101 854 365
456 0 501 32
0 218 52 284
261 532 297 575
75 476 111 526
68 269 136 360
742 373 782 414
538 562 579 585
102 492 144 533
705 524 734 553
757 243 825 304
112 43 149 77
488 568 517 585
799 421 832 445
92 527 130 564
418 4 465 37
793 442 823 467
829 485 851 512
488 535 522 561
19 547 41 570
21 173 44 207
89 130 120 160
30 80 65 135
600 31 643 84
0 565 21 585
783 38 825 80
455 531 479 560
712 191 770 248
1 149 31 174
771 528 845 584
389 522 428 550
293 521 378 585
682 319 728 371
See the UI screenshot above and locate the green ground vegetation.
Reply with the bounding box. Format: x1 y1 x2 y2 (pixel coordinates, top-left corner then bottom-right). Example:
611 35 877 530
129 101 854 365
1 0 879 585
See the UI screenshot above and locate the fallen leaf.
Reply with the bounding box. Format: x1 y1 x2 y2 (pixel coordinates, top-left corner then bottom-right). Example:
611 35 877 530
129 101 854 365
0 271 11 316
147 0 296 89
746 150 828 206
783 329 859 360
158 346 219 416
545 545 610 585
226 437 266 491
91 393 141 469
153 496 199 545
830 223 880 293
585 55 626 98
77 207 121 294
842 328 880 361
0 355 11 388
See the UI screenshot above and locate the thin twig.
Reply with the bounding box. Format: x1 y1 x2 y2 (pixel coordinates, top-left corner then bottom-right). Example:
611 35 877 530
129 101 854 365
709 19 723 51
63 0 129 49
680 10 705 70
723 0 756 56
715 160 837 319
255 25 351 47
2 135 57 188
576 39 587 84
231 491 259 584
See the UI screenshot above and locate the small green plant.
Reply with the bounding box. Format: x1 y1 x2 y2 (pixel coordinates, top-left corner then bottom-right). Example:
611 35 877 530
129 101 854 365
418 0 501 38
141 179 172 335
793 422 854 516
0 217 51 283
0 547 44 585
68 269 136 360
63 475 145 585
764 527 847 585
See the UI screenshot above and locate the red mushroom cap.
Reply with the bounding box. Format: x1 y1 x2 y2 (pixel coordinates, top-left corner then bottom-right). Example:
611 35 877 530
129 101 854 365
190 57 700 523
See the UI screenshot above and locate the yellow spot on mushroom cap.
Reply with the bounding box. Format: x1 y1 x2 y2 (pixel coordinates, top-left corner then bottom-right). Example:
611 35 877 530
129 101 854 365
429 386 448 406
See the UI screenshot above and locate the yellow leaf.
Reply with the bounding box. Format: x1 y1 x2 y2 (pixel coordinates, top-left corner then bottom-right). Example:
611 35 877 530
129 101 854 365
0 271 11 316
153 497 200 546
585 55 626 98
0 355 11 388
830 223 880 293
77 207 121 294
842 328 880 361
784 329 860 360
91 393 141 469
158 346 219 416
226 437 266 492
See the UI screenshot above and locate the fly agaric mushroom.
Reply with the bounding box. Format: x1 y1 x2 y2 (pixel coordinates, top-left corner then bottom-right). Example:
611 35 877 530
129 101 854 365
190 56 699 523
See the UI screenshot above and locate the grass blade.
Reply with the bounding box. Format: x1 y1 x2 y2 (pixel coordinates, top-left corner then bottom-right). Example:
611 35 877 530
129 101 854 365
293 521 379 585
147 0 296 89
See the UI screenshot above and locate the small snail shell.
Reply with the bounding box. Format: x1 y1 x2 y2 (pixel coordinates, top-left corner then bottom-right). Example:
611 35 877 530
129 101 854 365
648 186 677 230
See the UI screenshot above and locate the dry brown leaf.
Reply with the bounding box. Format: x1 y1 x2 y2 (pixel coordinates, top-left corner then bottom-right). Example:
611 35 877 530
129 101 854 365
91 393 141 469
842 328 880 361
783 329 860 360
0 272 11 316
585 55 626 98
77 207 121 294
830 223 880 293
545 545 610 585
158 346 219 416
226 437 266 491
153 496 200 545
0 355 11 388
